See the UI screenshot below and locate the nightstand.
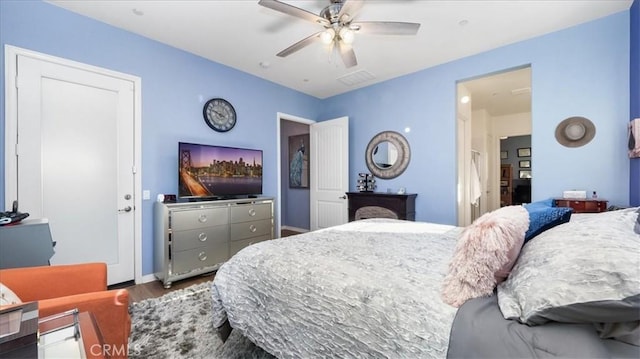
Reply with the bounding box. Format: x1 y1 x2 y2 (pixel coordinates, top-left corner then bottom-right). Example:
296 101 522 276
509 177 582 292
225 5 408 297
554 198 608 213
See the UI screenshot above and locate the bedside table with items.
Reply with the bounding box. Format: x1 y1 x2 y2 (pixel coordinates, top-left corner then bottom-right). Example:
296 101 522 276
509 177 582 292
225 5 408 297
554 198 608 213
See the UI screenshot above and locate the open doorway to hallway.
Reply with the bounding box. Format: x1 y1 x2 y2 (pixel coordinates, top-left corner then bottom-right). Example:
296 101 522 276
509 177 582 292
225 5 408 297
457 66 532 226
279 119 311 236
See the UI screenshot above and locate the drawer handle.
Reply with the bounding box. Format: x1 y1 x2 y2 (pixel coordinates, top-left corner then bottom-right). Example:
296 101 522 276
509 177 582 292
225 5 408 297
248 208 256 216
198 252 207 261
198 232 207 242
198 214 207 223
249 224 257 233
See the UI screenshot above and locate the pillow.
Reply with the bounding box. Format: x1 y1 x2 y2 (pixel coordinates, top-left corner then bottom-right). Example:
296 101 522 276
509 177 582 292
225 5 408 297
498 208 640 329
441 205 529 307
523 199 572 242
0 283 22 307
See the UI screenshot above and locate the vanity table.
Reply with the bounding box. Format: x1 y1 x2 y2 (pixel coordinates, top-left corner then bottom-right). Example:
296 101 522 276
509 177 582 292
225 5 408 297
352 131 415 221
346 192 417 221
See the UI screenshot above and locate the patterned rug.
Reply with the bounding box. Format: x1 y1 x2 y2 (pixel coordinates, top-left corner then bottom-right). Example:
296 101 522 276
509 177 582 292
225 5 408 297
128 281 275 359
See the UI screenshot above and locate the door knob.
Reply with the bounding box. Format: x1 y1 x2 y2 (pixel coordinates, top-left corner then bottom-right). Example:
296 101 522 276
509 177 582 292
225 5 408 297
119 206 132 212
339 195 347 199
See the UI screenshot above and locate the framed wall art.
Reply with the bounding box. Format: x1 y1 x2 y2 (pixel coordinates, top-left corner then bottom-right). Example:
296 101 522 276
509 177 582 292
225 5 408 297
289 134 310 188
517 147 531 157
519 170 532 179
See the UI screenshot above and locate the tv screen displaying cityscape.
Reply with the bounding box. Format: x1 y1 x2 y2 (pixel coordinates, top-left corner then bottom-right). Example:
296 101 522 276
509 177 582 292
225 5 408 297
178 142 263 199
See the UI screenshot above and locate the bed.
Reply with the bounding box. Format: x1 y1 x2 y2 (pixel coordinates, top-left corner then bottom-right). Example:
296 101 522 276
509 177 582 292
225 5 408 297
211 204 640 358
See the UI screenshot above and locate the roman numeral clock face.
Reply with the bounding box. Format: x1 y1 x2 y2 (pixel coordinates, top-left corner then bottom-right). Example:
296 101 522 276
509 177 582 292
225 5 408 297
203 98 236 132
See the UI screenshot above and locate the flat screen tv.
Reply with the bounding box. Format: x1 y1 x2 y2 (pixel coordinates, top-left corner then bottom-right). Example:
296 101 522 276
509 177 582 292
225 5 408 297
178 142 263 200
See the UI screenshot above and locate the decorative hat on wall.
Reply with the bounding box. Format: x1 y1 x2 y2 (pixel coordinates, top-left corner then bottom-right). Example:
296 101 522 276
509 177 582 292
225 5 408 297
555 116 596 148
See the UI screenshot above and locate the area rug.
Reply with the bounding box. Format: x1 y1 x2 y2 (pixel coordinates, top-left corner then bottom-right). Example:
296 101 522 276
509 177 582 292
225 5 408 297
128 281 275 358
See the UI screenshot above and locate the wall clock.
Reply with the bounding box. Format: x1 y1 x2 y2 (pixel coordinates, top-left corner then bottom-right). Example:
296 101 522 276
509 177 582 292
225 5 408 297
203 98 236 132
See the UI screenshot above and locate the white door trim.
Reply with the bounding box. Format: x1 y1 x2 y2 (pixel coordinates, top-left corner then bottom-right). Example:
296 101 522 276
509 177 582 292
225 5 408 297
4 45 143 284
276 112 315 238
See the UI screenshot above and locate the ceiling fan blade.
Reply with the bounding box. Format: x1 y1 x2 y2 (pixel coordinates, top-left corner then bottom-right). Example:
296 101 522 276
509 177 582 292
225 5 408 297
337 0 364 23
338 42 358 68
259 0 329 26
352 21 421 35
277 31 323 57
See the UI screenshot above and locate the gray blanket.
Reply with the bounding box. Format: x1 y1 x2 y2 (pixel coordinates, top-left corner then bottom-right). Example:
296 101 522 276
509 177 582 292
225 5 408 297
211 219 461 358
448 295 640 358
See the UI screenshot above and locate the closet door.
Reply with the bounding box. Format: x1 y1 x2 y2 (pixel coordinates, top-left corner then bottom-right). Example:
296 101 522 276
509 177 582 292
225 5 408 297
7 52 136 284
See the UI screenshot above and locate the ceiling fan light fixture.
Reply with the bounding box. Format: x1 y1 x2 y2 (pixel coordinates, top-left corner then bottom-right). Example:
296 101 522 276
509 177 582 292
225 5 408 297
339 27 355 44
320 28 336 44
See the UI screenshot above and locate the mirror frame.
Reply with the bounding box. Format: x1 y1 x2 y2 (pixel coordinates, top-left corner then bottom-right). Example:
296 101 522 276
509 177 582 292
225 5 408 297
365 131 411 179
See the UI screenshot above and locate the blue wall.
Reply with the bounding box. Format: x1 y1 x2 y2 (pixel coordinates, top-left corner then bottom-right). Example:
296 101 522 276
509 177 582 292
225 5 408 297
0 1 321 276
322 12 630 223
0 1 632 276
631 0 639 206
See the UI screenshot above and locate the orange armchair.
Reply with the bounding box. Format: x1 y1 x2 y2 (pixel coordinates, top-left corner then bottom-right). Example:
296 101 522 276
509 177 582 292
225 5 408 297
0 263 131 358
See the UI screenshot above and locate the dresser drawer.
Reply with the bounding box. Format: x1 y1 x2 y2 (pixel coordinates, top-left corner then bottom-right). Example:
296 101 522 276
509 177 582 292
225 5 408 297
229 235 271 258
230 219 272 241
230 203 271 223
170 207 228 231
171 243 228 275
555 199 585 211
583 201 606 212
171 225 229 252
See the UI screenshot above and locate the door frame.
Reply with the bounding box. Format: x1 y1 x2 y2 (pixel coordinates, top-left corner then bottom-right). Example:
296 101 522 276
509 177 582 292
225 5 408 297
4 45 143 284
276 112 315 237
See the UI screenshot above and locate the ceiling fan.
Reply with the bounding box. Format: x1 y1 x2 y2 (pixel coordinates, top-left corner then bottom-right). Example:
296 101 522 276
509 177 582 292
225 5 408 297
258 0 421 68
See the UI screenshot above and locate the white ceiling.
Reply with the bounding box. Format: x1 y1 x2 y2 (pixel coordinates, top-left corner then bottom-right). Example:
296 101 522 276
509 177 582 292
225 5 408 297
463 66 531 116
47 0 631 106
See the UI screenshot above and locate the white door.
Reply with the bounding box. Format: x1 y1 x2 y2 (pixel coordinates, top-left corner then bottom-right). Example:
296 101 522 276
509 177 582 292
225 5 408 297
310 116 349 230
6 53 136 284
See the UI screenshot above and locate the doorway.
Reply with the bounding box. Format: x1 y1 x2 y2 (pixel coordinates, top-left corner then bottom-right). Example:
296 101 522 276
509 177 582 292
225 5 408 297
276 114 350 236
456 66 532 226
279 117 312 236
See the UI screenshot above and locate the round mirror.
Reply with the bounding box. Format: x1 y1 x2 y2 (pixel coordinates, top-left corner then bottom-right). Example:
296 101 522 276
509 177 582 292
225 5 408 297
372 141 398 169
365 131 410 179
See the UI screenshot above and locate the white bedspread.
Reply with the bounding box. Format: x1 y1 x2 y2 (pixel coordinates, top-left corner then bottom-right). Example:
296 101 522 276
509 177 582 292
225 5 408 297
211 219 461 358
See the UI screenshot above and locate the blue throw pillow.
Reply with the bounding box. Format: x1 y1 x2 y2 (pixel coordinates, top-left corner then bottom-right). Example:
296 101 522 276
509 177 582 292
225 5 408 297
523 200 573 242
525 198 555 210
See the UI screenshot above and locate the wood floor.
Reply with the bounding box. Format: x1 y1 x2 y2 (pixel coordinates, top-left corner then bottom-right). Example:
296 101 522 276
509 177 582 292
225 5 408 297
125 229 303 303
281 228 303 237
125 272 215 303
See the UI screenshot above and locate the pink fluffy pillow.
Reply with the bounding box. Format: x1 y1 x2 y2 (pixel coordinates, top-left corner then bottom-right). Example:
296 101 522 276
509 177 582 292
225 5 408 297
441 205 529 307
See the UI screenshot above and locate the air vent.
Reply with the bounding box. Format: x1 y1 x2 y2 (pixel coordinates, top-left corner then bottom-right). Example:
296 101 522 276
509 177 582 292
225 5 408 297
337 70 376 86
